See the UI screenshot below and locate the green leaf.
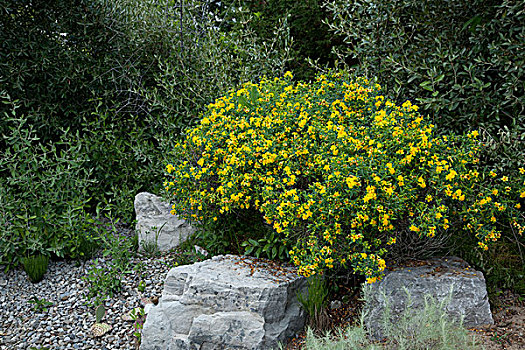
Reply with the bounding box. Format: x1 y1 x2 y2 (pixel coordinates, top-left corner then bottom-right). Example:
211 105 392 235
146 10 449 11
419 80 433 91
96 305 105 323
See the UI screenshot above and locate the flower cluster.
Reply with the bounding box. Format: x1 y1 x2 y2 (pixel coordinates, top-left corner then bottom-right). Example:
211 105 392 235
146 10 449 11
165 71 525 282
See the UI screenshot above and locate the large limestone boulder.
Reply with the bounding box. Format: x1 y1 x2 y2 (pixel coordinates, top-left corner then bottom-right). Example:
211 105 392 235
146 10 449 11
134 192 195 252
363 256 493 339
140 255 307 350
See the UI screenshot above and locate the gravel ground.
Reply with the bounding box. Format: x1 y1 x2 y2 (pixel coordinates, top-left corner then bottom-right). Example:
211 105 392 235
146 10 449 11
0 250 181 350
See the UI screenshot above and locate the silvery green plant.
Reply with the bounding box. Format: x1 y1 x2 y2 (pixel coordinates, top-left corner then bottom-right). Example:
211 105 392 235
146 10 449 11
304 284 480 350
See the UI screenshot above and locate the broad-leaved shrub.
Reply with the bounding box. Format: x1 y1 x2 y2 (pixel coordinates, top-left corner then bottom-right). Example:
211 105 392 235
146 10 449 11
0 96 97 268
165 71 525 282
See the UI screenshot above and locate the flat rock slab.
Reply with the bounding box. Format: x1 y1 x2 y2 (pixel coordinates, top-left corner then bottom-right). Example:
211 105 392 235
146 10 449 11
140 255 307 350
363 256 494 339
134 192 195 252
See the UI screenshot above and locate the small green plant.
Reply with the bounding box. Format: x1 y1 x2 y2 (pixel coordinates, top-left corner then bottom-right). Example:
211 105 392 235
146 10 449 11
22 254 49 283
130 307 146 345
96 304 106 323
137 280 146 293
84 217 135 306
140 223 164 257
131 231 139 252
140 239 159 257
170 246 208 268
84 262 122 307
27 297 53 313
242 231 290 261
76 227 101 260
133 260 146 285
297 274 329 332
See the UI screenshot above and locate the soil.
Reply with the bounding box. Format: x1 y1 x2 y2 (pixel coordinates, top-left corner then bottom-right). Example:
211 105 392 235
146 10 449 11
284 289 525 350
474 290 525 350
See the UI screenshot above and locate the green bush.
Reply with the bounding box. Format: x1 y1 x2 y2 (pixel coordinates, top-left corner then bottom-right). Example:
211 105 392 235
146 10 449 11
218 0 340 81
1 0 293 223
323 0 524 173
142 0 292 134
165 70 525 282
0 96 98 268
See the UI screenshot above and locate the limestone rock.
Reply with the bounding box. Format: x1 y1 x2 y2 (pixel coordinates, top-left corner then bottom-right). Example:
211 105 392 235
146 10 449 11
140 255 307 350
134 192 194 252
363 256 493 339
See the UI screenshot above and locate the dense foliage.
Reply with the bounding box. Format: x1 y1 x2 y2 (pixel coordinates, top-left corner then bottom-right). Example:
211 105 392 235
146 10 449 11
219 0 340 81
324 0 524 173
0 0 291 223
0 96 98 267
165 71 525 282
0 0 290 268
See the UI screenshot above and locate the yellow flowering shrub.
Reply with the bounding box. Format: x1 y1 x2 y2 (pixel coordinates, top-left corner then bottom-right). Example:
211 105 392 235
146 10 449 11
165 71 525 283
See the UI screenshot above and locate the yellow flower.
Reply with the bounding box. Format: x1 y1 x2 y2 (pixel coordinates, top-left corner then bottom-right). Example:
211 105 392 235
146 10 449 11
478 242 488 251
346 176 359 189
366 277 377 284
363 186 377 203
445 169 457 181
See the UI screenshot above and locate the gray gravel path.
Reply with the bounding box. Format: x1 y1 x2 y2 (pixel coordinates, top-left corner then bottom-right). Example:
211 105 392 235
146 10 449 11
0 252 178 350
